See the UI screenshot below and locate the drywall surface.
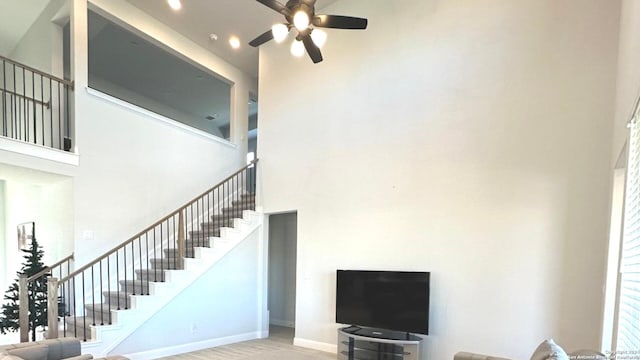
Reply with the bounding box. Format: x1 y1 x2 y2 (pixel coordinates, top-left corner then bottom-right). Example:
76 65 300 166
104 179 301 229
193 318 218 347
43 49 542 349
68 0 255 266
611 0 640 162
0 171 73 290
0 180 6 294
3 0 257 268
9 0 66 77
268 213 297 327
110 230 262 356
258 0 619 359
87 75 224 138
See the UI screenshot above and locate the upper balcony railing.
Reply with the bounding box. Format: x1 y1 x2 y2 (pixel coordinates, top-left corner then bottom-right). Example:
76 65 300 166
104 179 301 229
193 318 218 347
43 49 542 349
0 55 73 152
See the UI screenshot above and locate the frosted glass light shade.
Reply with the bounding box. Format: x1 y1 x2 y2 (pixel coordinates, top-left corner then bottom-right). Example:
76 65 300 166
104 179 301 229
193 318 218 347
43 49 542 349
272 24 289 43
167 0 181 10
229 36 241 49
311 29 327 48
293 11 310 31
291 39 305 57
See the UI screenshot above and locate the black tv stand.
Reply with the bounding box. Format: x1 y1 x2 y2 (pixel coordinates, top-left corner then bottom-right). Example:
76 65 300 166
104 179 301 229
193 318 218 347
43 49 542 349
338 326 425 360
344 326 415 341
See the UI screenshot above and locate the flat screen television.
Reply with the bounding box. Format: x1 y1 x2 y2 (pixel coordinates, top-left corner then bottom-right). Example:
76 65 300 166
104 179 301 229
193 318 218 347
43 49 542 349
336 270 430 336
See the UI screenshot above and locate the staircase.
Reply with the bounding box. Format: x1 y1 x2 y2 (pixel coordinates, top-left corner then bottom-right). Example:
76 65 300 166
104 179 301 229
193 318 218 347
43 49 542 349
45 161 261 356
64 195 256 341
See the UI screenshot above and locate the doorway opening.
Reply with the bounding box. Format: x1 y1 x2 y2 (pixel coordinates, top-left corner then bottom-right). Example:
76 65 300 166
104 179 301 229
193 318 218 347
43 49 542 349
268 212 297 343
248 95 257 160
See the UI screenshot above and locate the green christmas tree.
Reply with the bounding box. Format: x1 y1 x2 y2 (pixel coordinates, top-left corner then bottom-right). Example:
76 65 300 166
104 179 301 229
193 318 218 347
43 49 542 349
0 233 49 341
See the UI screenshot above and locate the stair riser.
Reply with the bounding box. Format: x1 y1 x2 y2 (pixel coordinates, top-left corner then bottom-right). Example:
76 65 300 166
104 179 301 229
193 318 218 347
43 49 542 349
185 239 211 248
101 300 130 311
103 292 132 309
189 230 220 238
83 310 112 326
231 201 255 210
119 281 149 295
164 249 195 258
201 223 231 231
135 270 166 282
61 326 93 341
150 259 181 270
221 208 246 216
201 219 234 227
211 214 243 223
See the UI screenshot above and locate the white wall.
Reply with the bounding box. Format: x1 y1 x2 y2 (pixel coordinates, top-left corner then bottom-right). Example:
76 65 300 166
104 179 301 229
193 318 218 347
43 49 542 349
0 180 6 294
9 0 67 78
611 0 640 163
604 0 640 352
39 178 74 261
66 0 256 266
0 169 74 291
110 230 263 357
2 0 257 268
268 213 297 327
88 75 224 138
258 1 619 359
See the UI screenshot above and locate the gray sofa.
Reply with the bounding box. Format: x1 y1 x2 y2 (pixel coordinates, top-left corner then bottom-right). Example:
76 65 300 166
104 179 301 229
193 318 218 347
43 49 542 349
454 351 607 360
454 339 607 360
0 338 127 360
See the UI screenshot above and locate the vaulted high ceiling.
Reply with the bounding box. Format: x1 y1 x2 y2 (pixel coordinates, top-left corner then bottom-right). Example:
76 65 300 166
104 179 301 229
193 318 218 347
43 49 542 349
125 0 340 78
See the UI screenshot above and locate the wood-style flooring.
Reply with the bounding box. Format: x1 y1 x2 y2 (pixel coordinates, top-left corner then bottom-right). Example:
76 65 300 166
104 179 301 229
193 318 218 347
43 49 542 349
156 326 336 360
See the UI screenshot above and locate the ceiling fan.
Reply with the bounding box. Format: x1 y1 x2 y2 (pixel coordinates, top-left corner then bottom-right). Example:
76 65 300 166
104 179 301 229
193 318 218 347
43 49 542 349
249 0 368 64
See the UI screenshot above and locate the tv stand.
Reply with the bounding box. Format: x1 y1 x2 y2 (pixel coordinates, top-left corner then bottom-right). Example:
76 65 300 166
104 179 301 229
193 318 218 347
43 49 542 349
338 326 425 360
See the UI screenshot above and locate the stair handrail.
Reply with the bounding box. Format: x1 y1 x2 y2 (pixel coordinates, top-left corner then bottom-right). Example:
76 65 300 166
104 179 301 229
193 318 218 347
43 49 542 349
26 253 75 282
0 54 74 89
58 159 259 283
0 88 50 108
49 159 258 341
1 54 75 151
18 253 75 342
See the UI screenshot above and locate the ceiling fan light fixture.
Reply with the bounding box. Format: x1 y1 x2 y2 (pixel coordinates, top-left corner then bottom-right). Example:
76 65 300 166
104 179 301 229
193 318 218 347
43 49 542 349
229 36 241 49
167 0 182 11
291 39 305 57
272 24 289 43
311 29 327 48
293 10 310 31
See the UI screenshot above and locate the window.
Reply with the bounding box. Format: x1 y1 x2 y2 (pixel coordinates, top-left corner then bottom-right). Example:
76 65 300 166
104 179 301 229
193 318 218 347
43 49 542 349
615 100 640 351
87 10 232 140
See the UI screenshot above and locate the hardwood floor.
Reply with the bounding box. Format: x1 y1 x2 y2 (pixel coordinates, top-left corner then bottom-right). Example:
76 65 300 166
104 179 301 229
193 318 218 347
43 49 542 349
156 326 336 360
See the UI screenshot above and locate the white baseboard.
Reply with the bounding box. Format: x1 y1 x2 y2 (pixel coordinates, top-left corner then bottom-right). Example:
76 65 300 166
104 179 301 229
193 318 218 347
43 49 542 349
270 319 294 328
293 337 337 354
122 331 261 360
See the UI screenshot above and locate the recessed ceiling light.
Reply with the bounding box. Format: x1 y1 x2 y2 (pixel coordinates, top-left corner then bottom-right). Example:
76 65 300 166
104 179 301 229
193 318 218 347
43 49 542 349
168 0 182 11
229 36 241 49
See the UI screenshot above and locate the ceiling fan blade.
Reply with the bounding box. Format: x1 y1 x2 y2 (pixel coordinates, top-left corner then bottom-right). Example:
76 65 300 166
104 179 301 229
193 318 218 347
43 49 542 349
256 0 291 16
313 15 368 29
302 34 323 63
249 30 275 47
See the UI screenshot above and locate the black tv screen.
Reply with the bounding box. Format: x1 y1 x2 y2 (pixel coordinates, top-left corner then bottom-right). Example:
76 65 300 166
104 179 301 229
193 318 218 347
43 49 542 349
336 270 430 335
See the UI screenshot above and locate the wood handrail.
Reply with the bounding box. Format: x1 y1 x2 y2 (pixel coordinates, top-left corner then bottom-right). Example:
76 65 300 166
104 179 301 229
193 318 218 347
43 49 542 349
59 159 259 283
0 88 50 109
27 253 74 282
0 54 74 88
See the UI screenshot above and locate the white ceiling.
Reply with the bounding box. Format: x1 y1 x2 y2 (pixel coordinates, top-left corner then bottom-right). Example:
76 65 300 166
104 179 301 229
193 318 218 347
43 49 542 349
0 0 50 56
124 0 340 78
0 0 340 77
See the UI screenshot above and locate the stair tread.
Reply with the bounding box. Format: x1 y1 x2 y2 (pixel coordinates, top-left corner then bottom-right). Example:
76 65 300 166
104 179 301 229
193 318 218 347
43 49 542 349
57 193 256 345
60 317 94 340
64 316 100 330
